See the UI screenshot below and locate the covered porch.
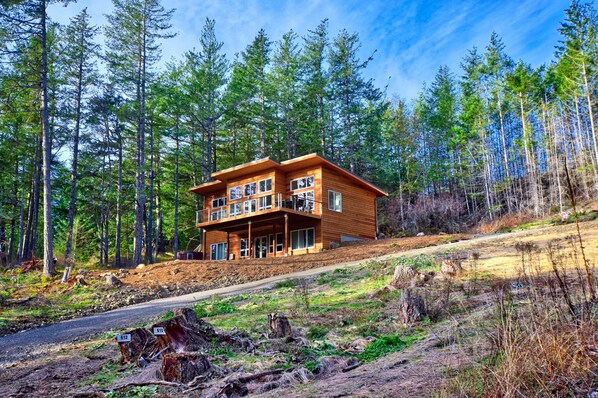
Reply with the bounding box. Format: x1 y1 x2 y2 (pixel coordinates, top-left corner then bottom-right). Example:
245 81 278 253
201 209 322 260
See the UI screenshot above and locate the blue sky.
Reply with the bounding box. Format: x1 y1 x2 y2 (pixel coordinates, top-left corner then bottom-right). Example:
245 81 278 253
48 0 570 100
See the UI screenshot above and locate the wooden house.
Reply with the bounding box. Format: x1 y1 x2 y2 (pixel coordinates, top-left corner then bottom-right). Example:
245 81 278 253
189 153 387 260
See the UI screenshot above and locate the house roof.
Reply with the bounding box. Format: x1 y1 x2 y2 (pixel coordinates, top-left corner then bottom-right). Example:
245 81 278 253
189 153 388 197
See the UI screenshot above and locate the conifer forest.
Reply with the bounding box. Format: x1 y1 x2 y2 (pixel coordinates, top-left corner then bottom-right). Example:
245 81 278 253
1 1 597 274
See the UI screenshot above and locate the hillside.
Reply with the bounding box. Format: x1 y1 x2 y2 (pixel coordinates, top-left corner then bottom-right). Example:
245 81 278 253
1 220 596 397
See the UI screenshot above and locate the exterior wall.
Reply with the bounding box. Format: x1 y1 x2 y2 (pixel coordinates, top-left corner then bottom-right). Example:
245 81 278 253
205 220 322 259
320 166 377 249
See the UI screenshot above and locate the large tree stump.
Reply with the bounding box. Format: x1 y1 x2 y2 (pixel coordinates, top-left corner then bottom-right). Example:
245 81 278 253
160 352 212 383
399 288 427 323
267 313 292 338
440 259 463 277
151 307 216 353
117 328 158 365
389 265 417 288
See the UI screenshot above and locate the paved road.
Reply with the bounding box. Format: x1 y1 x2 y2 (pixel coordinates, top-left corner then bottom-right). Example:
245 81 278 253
0 232 515 365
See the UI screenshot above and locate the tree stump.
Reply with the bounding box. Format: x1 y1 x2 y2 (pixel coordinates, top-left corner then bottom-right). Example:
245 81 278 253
440 259 463 276
389 265 417 288
151 307 217 353
267 313 292 338
117 327 158 365
160 352 212 383
399 288 427 323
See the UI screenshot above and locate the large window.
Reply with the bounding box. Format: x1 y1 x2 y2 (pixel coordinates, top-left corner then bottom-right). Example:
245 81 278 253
229 202 243 217
211 208 226 221
276 233 283 253
244 199 256 214
210 242 227 260
328 190 342 212
293 190 314 211
229 186 242 200
290 176 314 191
244 182 256 197
258 195 272 210
240 239 249 258
212 197 226 208
258 178 272 193
291 228 315 250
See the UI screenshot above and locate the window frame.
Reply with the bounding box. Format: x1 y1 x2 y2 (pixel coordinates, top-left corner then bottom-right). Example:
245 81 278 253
229 202 243 217
258 178 272 193
210 208 227 221
290 176 314 191
239 238 249 258
258 195 272 211
244 199 257 214
229 185 242 201
328 190 342 212
243 182 257 197
276 232 283 253
210 242 227 260
291 227 315 250
211 197 226 208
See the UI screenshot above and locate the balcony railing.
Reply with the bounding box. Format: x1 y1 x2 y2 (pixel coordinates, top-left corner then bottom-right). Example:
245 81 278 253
196 192 322 225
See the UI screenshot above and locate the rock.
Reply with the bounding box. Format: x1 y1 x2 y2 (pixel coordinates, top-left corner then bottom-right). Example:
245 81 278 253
389 265 417 288
76 269 89 275
171 268 180 275
440 259 463 276
118 268 129 275
105 274 122 286
268 313 292 338
136 263 145 269
160 352 212 383
399 288 427 323
416 232 425 236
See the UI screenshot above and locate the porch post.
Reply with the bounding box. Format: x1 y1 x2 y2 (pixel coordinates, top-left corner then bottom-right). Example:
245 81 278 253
248 221 252 258
226 231 230 260
272 224 276 257
201 228 206 260
284 214 288 255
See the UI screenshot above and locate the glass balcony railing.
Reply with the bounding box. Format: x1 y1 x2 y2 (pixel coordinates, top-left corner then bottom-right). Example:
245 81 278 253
196 192 321 225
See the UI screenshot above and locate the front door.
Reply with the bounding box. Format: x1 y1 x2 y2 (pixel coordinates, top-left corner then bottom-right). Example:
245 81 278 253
254 236 268 258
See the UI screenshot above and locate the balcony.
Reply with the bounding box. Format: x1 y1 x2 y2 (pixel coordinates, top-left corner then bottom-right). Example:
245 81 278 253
196 192 321 227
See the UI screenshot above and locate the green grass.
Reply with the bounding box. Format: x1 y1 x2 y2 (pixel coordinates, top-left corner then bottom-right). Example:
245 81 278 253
357 332 424 362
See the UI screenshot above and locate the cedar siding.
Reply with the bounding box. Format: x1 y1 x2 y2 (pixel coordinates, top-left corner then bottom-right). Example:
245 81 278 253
189 154 386 260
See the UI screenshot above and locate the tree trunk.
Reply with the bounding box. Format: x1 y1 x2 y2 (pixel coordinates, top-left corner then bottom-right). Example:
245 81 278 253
267 313 292 338
173 135 179 258
40 0 54 277
161 353 212 383
115 131 123 267
118 327 158 365
64 50 85 267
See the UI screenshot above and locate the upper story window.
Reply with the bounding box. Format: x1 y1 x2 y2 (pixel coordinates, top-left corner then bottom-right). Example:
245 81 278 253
258 178 272 193
292 190 314 211
212 197 226 208
229 186 242 200
211 208 226 221
244 182 257 197
258 195 272 210
229 202 243 217
290 176 314 191
244 199 256 214
328 190 342 212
